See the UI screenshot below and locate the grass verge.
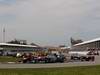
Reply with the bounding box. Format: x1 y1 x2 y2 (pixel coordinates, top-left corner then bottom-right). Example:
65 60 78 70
0 56 20 62
0 65 100 75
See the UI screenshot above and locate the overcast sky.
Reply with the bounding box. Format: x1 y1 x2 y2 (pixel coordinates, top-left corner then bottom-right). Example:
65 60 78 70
0 0 100 46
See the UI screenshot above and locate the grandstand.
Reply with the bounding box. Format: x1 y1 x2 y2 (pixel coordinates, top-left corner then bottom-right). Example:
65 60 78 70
0 43 42 55
72 38 100 52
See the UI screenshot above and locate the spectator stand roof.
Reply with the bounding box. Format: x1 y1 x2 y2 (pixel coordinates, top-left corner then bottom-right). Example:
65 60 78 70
73 38 100 46
0 43 38 48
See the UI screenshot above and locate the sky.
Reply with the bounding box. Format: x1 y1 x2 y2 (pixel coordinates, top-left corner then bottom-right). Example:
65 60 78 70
0 0 100 46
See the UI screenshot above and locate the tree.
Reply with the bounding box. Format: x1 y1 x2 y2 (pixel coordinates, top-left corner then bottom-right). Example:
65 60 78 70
7 39 20 44
7 39 27 45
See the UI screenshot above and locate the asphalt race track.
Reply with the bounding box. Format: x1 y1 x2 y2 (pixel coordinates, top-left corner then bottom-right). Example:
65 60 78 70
0 56 100 68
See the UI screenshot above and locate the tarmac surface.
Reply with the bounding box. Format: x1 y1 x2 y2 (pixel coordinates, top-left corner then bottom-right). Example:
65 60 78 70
0 56 100 68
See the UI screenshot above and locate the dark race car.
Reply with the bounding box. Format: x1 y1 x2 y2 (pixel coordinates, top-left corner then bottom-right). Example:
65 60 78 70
45 54 65 63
